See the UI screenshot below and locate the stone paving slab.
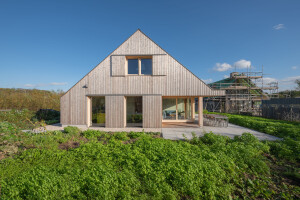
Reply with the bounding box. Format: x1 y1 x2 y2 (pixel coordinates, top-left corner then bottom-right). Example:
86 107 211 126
162 123 280 141
45 123 280 141
45 124 161 133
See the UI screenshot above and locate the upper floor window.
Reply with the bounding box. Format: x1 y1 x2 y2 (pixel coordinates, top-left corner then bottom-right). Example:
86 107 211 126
128 59 139 74
127 56 152 75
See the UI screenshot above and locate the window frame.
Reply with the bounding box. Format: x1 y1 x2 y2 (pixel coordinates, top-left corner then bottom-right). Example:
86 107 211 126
126 56 152 76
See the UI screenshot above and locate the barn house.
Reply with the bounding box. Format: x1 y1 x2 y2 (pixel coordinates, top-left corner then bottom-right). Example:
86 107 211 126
60 30 224 128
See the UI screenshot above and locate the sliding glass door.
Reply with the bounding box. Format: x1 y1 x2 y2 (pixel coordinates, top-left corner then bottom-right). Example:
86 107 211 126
162 97 193 121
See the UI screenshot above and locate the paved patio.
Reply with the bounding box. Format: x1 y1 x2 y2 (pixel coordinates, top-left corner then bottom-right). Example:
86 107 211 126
162 123 280 141
45 122 280 141
45 124 161 133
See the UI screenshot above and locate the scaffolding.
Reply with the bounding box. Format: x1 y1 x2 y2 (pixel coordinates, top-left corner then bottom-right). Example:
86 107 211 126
204 67 279 116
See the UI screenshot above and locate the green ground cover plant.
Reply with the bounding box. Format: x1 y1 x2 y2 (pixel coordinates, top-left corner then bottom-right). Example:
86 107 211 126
210 113 300 140
209 113 300 162
0 128 299 199
0 109 59 130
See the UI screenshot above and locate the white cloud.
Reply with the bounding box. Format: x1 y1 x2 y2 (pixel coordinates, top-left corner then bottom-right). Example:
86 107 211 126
223 75 229 78
213 59 252 72
24 82 67 88
234 59 251 69
291 66 298 70
213 63 232 72
50 82 67 86
280 76 300 85
24 84 36 87
203 79 213 84
271 76 300 91
273 24 285 30
263 77 277 84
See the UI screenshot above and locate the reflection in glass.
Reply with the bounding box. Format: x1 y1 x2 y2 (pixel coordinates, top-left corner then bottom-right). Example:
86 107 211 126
163 98 192 120
162 98 176 120
127 97 143 127
92 97 105 126
141 59 152 75
128 59 139 74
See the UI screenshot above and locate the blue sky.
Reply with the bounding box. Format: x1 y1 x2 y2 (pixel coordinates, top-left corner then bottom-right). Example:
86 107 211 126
0 0 299 91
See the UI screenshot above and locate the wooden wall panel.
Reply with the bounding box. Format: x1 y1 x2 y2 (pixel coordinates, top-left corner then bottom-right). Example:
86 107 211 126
105 96 125 128
112 30 165 55
143 95 162 128
153 55 166 76
111 56 125 76
60 92 70 125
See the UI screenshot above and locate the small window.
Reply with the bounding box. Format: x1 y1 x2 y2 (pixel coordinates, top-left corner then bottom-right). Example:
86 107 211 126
141 59 152 75
126 56 152 75
128 59 139 74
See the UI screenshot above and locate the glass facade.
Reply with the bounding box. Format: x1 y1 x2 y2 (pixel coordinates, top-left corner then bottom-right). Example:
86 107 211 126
162 98 192 120
162 98 177 120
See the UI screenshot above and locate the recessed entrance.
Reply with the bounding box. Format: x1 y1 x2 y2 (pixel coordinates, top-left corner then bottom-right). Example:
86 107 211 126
126 96 143 127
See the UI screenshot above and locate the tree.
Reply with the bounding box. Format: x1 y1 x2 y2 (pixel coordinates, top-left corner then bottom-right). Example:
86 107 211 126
296 79 300 91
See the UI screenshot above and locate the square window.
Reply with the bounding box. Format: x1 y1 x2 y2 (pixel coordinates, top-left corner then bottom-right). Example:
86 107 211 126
141 59 152 75
127 59 139 74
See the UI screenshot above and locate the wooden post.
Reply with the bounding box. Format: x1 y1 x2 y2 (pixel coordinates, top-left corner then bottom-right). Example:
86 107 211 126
198 97 203 127
86 96 91 127
124 96 127 128
191 97 195 121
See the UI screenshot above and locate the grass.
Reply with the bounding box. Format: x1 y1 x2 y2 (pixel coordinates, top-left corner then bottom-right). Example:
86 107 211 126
0 125 299 199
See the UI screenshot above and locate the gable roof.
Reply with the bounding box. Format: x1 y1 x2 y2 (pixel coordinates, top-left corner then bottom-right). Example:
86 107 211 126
62 29 221 97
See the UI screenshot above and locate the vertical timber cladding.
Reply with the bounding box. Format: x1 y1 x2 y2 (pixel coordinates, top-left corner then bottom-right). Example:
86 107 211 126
60 92 70 125
105 96 126 128
143 95 162 128
111 55 126 76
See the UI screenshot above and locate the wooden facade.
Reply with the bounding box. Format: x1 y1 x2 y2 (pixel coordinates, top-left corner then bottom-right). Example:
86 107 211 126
60 29 225 128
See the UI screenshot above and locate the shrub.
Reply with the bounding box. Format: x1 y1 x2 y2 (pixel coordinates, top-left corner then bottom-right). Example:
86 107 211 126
113 132 130 141
63 126 81 135
0 122 20 134
128 131 144 139
266 138 300 162
81 129 105 139
35 109 60 121
0 109 39 129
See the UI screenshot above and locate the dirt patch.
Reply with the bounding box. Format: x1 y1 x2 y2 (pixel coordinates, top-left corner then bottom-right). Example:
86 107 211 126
0 152 5 160
59 141 80 150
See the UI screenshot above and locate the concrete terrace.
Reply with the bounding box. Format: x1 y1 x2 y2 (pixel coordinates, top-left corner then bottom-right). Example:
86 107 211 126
45 123 280 141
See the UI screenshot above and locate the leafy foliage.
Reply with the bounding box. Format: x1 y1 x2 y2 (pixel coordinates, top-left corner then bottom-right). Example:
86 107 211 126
0 88 63 111
63 126 81 136
210 113 300 162
0 122 20 134
0 130 299 199
0 109 41 129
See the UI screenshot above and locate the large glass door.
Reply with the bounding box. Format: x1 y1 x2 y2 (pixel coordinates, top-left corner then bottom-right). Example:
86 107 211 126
162 97 192 121
126 96 143 127
91 97 105 127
